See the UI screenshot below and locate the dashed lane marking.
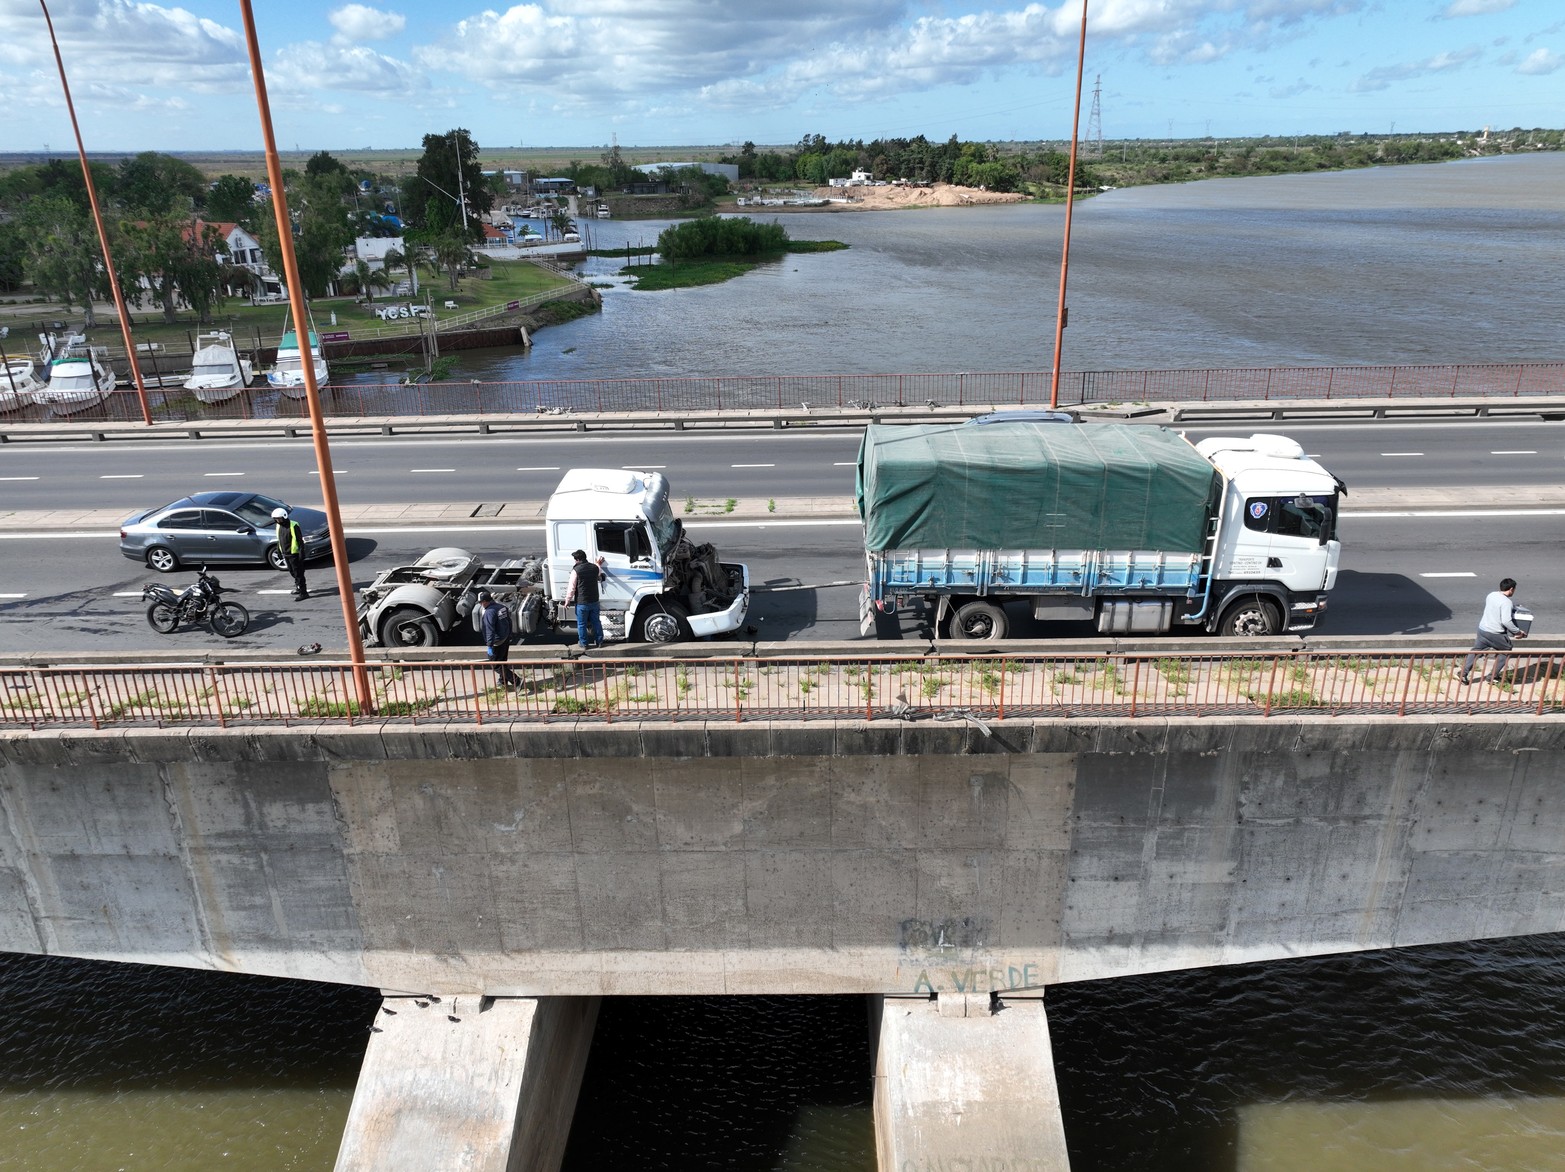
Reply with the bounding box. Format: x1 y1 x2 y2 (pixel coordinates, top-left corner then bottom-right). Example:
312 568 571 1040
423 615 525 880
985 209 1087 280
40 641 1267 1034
203 472 245 477
1420 572 1478 578
99 474 142 479
0 477 40 481
1379 452 1424 457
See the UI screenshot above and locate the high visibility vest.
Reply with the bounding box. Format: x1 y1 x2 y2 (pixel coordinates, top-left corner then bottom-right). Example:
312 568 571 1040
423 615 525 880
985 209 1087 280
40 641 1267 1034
276 519 302 554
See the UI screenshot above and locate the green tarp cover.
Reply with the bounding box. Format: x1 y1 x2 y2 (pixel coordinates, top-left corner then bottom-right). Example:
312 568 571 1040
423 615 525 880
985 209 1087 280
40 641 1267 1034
856 422 1223 553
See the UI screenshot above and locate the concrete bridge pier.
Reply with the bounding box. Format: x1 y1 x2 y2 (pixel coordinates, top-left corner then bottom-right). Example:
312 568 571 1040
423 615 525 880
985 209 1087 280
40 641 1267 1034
334 994 599 1172
874 992 1071 1172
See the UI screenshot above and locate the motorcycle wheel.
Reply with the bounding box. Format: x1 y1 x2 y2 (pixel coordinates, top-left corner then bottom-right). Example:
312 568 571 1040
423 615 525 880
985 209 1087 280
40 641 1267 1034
210 601 250 638
146 601 180 633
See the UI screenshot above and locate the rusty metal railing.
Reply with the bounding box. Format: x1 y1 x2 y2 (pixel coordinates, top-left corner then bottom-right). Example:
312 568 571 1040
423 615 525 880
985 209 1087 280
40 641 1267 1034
3 648 1562 729
17 361 1565 424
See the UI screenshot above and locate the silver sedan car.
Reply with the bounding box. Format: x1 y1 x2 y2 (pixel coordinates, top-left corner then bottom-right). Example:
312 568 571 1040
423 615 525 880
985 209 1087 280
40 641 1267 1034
119 491 331 573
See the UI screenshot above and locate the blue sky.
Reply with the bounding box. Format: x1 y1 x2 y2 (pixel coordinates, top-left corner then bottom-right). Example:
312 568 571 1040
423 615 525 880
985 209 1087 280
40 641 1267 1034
2 0 1560 154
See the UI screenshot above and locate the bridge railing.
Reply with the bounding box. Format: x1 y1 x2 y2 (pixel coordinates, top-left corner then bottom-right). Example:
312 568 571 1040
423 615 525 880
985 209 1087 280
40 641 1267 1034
4 648 1561 729
22 361 1565 424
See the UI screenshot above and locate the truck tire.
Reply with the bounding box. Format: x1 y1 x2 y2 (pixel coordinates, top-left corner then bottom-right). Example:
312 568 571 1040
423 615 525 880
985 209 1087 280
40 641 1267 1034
633 601 690 644
380 607 439 648
1218 597 1279 637
952 600 1008 640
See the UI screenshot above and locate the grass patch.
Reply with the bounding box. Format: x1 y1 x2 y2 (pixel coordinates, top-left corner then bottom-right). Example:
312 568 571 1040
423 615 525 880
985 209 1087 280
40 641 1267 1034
620 259 760 291
798 678 814 694
296 697 362 718
552 696 607 714
380 698 441 716
105 689 161 719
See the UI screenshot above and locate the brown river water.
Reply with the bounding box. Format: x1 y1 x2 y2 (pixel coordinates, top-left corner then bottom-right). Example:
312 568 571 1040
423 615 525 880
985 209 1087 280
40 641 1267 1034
7 153 1565 1171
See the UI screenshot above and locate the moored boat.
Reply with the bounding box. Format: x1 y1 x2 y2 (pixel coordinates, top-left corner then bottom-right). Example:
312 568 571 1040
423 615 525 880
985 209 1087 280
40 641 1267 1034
185 331 255 404
36 339 114 415
0 358 43 413
266 327 329 399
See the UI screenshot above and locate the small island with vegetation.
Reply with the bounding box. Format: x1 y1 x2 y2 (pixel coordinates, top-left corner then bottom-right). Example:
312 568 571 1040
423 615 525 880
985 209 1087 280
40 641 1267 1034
592 217 846 291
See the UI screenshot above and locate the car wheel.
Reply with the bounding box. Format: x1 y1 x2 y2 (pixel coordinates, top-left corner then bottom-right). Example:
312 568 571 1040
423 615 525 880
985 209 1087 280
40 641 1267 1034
952 600 1008 640
146 545 179 574
1219 598 1280 637
266 544 288 572
633 602 690 644
380 608 439 648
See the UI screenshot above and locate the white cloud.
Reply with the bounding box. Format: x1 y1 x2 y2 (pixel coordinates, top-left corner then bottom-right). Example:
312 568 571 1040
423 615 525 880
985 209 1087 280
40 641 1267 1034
1516 47 1561 74
1440 0 1514 16
271 41 420 93
0 0 249 89
1352 45 1482 91
328 4 406 44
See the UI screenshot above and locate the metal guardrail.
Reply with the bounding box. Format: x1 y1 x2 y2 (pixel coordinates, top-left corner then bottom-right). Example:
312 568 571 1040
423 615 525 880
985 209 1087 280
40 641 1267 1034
3 648 1560 729
13 361 1561 425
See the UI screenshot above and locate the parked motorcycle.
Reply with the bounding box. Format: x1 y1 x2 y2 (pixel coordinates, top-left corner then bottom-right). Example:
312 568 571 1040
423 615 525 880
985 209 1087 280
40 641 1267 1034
143 567 250 638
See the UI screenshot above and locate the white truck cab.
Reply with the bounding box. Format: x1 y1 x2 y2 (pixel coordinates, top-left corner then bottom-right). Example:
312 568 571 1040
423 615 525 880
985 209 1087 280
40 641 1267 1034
545 468 750 642
1195 433 1343 632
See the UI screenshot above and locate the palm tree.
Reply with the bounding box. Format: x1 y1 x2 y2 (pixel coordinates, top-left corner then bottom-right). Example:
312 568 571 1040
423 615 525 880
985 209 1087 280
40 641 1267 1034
548 208 576 241
354 259 391 303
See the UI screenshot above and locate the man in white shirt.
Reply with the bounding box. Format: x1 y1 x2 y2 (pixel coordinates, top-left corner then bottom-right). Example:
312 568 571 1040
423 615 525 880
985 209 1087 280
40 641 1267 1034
1458 577 1526 685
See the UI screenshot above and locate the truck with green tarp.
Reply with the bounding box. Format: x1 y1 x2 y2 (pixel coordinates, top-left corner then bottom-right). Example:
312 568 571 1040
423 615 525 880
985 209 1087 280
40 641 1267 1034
855 421 1344 639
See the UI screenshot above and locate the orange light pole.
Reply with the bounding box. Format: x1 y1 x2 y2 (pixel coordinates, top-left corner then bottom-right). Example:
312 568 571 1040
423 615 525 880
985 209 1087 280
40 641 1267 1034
1048 0 1090 411
39 0 154 426
238 0 372 711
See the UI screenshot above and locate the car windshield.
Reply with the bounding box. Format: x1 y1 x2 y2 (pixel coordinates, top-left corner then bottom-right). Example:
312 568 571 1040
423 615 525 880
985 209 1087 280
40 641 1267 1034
232 494 287 525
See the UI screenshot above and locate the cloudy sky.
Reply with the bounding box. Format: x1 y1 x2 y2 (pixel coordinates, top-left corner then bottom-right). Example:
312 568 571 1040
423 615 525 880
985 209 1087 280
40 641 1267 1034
2 0 1559 154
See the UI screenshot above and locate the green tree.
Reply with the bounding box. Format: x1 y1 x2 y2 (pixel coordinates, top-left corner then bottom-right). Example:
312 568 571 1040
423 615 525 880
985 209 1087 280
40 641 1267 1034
120 214 228 324
115 151 206 215
353 258 391 303
16 195 107 326
429 227 473 290
0 221 25 292
305 150 349 181
256 172 353 298
400 129 492 240
206 174 258 224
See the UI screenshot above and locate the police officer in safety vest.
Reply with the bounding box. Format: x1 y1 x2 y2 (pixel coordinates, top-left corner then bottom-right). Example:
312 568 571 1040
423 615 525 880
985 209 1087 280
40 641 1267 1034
271 506 308 600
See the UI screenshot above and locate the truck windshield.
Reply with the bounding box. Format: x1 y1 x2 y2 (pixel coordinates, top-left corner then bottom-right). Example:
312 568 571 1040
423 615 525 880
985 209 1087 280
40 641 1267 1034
648 499 681 557
1245 493 1337 543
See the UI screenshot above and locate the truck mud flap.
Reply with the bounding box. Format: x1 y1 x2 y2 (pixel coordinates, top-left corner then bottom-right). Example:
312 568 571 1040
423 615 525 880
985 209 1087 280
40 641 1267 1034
859 583 875 637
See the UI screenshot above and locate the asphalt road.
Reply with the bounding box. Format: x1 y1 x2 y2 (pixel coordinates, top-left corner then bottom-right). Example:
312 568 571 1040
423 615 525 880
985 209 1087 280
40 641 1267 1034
3 418 1564 515
1 511 1559 654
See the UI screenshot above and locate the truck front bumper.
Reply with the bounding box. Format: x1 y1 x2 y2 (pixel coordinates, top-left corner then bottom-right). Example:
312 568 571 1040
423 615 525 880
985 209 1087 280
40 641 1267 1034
687 563 750 638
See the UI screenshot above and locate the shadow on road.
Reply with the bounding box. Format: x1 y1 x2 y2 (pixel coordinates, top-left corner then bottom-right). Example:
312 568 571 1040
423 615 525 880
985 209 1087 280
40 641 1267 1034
1324 569 1453 635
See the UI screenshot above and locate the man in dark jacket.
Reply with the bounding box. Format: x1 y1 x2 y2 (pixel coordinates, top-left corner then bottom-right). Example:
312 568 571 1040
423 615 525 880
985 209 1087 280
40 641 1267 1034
271 506 308 599
478 590 521 688
564 548 606 650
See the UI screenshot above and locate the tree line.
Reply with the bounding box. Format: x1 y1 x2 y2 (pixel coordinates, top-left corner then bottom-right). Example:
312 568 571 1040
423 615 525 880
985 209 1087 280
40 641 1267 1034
0 131 508 325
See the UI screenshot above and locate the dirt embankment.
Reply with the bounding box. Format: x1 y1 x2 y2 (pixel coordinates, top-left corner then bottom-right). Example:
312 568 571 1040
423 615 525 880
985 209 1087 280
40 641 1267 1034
792 183 1027 212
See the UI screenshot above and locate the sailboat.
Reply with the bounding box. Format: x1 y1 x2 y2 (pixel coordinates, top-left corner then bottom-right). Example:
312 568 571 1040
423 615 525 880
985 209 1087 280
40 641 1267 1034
185 330 255 404
266 312 329 399
35 334 114 415
0 358 44 413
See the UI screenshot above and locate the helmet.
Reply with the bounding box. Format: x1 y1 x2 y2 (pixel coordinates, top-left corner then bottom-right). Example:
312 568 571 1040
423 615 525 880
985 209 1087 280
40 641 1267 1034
271 507 288 520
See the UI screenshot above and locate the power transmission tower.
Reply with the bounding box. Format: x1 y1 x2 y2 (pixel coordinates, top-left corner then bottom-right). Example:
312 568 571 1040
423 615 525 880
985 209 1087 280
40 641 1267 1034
1084 75 1103 158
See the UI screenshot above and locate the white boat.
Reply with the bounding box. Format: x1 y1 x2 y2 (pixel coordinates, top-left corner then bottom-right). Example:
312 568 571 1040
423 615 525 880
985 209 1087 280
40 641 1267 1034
36 340 114 415
0 358 43 413
185 331 255 404
266 328 329 399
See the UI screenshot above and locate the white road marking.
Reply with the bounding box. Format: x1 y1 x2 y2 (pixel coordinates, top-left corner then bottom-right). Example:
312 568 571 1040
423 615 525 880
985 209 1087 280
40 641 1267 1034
0 592 25 598
1490 450 1537 455
833 461 856 466
112 591 143 597
731 463 776 468
203 472 245 477
625 464 666 469
410 468 455 473
1379 452 1424 457
99 474 143 479
516 466 561 471
257 589 298 595
307 470 346 474
0 476 40 481
1420 572 1478 578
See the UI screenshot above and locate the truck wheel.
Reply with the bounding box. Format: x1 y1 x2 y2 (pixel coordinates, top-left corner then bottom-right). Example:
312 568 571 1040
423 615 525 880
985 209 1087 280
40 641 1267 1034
633 602 690 644
952 600 1008 640
380 607 439 648
1219 598 1279 637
